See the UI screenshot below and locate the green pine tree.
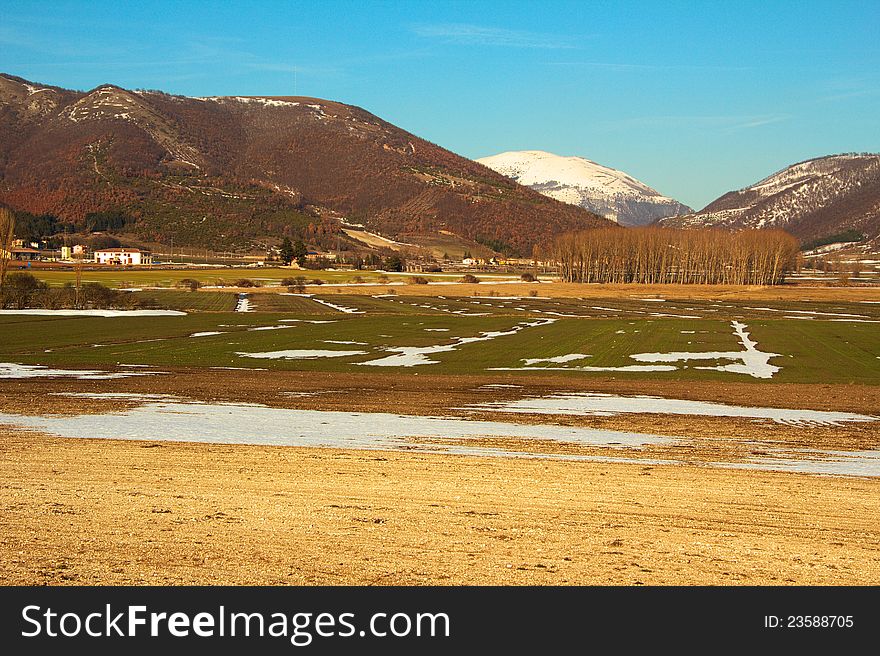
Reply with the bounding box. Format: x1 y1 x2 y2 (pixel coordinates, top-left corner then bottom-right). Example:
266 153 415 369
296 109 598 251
292 239 308 266
279 237 294 265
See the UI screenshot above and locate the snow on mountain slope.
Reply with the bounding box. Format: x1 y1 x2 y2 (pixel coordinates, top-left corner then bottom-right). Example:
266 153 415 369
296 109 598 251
477 150 692 226
662 154 880 241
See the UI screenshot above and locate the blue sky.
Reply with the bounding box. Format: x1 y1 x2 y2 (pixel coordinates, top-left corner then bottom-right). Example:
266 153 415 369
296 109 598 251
2 0 878 209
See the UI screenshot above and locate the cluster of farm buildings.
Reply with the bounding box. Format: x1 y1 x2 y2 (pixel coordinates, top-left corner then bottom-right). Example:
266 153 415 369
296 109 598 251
1 240 153 266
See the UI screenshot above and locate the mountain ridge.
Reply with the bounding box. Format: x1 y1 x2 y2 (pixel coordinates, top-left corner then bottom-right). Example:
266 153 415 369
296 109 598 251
661 153 880 243
0 74 610 253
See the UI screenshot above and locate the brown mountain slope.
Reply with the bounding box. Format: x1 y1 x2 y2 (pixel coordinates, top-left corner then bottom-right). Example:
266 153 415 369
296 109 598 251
0 74 609 253
660 154 880 244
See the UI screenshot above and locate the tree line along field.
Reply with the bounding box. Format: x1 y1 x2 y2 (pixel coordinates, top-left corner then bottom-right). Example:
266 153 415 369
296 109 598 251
2 310 878 385
548 227 799 285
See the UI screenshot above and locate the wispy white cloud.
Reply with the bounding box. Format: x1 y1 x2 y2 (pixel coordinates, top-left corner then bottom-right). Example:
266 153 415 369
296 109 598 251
548 61 753 72
816 89 878 102
598 114 791 132
730 115 790 129
412 23 582 49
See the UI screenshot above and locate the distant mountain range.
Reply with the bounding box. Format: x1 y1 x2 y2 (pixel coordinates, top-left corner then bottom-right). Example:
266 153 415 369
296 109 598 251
3 72 877 254
661 154 880 242
476 150 692 227
0 73 608 254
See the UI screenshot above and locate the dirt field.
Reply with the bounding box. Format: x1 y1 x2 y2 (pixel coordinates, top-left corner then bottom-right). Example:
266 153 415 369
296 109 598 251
1 429 878 586
292 282 880 302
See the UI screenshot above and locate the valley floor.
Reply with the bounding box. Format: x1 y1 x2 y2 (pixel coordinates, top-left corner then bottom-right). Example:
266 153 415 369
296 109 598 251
1 283 878 586
1 371 879 585
2 429 878 586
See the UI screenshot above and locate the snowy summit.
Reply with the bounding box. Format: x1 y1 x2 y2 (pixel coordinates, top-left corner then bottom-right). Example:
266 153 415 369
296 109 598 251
477 150 692 226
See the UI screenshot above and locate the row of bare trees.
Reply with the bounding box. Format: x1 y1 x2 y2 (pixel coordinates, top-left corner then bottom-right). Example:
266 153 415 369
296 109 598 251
544 227 799 285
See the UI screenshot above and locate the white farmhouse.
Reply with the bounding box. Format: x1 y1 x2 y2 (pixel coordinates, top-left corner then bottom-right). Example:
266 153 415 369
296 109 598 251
93 248 152 265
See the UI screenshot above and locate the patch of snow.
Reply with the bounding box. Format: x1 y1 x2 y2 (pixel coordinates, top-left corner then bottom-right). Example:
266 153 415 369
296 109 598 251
726 450 880 478
630 321 780 379
54 392 179 401
357 319 555 367
189 331 224 337
0 401 673 455
236 349 368 360
311 298 364 314
521 353 592 365
0 363 160 380
744 307 869 319
0 309 186 317
210 366 268 371
198 96 301 108
465 392 877 427
490 364 678 373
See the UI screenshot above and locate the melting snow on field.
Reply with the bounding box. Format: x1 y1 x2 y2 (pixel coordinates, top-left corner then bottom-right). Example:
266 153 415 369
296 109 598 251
311 298 364 314
357 319 556 367
465 393 878 427
0 309 186 317
189 331 224 338
630 321 780 378
743 307 870 319
491 363 677 373
521 353 592 365
0 400 671 453
489 321 780 378
0 363 160 380
3 398 877 476
236 349 368 360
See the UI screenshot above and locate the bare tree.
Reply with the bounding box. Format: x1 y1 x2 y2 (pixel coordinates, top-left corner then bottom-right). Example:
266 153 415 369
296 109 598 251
547 227 798 285
0 208 15 293
74 252 84 309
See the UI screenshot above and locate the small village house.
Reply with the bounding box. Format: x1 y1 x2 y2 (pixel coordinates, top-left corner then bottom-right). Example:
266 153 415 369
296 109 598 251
93 248 152 265
60 244 87 260
1 247 41 261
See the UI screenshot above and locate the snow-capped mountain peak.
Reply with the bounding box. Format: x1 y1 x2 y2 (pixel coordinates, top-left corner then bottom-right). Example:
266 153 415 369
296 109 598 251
476 150 692 226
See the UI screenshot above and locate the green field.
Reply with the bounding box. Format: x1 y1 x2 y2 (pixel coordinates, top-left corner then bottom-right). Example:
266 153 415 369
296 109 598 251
135 290 239 312
2 311 878 384
27 268 519 288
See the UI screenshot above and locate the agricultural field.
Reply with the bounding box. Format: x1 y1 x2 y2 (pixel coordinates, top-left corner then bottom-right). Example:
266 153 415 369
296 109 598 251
2 293 879 383
26 267 520 289
1 283 879 586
